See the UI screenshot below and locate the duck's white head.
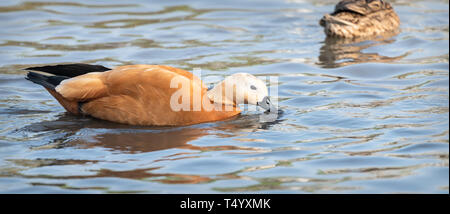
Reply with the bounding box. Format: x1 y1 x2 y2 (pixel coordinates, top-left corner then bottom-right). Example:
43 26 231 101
207 73 276 112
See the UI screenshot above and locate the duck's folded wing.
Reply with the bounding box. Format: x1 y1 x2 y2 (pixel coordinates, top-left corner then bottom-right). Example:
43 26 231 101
55 72 108 101
78 65 208 125
55 65 208 101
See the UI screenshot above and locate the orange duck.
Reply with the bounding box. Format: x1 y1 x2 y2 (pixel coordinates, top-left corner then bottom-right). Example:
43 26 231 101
25 64 275 126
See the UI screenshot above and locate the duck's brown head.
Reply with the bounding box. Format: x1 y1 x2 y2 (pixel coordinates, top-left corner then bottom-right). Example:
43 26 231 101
320 0 400 38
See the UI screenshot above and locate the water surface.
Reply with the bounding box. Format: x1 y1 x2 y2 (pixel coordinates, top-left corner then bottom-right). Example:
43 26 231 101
0 0 448 193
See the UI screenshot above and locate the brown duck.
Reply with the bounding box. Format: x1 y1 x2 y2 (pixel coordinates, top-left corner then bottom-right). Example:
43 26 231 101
319 0 400 38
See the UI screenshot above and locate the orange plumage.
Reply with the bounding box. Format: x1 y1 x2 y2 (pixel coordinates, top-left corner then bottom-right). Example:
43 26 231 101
26 64 242 126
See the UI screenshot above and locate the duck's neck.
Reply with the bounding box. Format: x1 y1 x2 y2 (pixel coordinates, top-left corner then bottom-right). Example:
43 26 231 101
206 81 236 107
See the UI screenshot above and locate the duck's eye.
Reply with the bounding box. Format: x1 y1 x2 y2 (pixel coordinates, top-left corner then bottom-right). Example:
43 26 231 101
250 85 257 90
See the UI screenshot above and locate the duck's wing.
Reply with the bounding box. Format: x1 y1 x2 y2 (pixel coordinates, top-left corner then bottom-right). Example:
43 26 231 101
54 72 108 101
49 64 207 102
77 65 209 125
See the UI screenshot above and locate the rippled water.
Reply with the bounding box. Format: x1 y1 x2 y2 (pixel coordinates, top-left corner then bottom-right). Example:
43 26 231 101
0 0 448 193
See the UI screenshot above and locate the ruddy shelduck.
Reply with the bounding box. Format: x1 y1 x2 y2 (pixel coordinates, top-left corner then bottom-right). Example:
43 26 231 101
25 64 276 126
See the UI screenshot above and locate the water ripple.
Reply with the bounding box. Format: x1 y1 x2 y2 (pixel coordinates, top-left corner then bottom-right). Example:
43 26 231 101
0 0 448 193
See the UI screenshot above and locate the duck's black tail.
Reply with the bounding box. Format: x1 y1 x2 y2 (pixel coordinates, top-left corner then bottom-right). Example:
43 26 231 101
24 63 111 89
25 72 69 90
25 63 111 78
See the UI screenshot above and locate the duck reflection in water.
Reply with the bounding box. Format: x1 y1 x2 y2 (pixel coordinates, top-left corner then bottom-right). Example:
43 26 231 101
23 110 283 154
317 31 408 68
18 111 282 185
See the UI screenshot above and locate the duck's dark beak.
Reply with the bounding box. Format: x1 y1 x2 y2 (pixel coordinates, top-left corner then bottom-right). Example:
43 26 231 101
257 96 277 113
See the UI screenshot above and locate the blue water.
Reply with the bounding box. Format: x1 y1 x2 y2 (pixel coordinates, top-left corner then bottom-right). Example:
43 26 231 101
0 0 448 193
